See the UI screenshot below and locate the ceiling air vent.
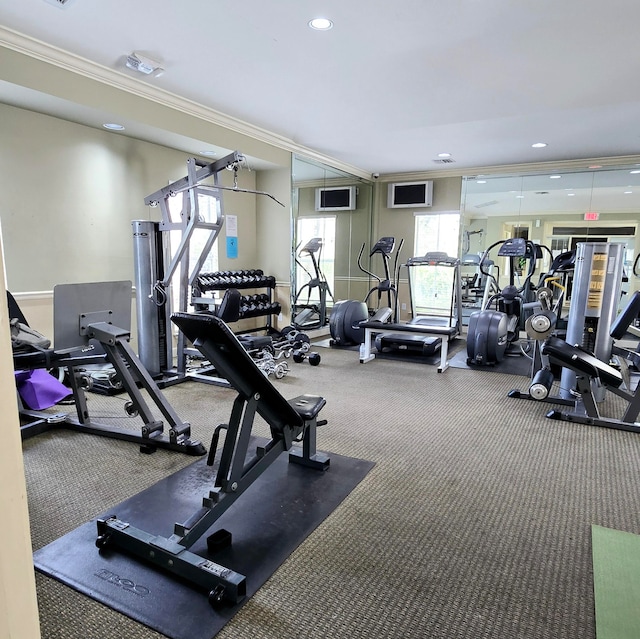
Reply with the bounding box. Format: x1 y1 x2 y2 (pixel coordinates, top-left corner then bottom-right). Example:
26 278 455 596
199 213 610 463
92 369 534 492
42 0 77 8
433 158 456 164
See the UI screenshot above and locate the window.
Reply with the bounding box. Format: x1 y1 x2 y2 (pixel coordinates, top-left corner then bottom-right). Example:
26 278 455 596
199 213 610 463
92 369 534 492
411 212 460 317
295 216 336 304
414 212 460 257
168 191 221 312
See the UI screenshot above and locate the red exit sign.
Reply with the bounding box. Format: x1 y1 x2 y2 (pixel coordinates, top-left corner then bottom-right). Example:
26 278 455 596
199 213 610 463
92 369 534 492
584 211 599 221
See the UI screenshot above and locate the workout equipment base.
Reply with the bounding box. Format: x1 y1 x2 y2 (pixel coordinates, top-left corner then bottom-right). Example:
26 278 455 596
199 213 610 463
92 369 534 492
33 446 374 639
359 321 457 372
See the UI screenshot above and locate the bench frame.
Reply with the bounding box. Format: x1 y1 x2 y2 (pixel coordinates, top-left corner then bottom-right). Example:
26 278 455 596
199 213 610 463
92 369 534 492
96 312 330 607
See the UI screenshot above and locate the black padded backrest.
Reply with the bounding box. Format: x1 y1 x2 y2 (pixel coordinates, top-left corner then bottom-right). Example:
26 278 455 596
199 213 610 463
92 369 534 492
7 291 29 325
541 336 623 388
611 291 640 340
217 288 241 323
171 312 303 432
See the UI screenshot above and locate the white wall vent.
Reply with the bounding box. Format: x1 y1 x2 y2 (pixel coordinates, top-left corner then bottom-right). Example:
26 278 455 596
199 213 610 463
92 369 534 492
42 0 77 8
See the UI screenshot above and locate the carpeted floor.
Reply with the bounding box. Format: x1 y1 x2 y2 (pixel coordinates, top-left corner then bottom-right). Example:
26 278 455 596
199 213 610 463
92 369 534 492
23 344 640 639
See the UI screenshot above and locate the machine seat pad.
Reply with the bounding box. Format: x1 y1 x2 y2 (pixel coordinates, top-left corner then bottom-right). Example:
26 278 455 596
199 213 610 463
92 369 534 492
288 394 326 421
13 349 56 370
610 290 640 340
172 312 307 433
541 337 623 388
360 321 457 338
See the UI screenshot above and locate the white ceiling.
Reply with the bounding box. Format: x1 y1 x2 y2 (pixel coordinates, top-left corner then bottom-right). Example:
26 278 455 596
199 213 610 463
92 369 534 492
2 0 640 178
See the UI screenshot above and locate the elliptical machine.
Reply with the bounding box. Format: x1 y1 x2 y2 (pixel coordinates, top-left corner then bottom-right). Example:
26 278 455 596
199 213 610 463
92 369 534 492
466 237 540 366
291 237 334 329
329 236 403 346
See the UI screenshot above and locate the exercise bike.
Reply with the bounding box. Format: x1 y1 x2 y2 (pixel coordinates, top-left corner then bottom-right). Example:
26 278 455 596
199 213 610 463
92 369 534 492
466 237 541 366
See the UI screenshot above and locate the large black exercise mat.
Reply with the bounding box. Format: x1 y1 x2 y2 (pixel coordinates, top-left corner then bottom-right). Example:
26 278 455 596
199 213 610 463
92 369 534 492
34 443 374 639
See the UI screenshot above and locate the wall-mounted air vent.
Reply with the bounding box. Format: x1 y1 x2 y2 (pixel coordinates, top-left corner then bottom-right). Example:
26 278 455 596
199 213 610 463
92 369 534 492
42 0 77 8
433 158 456 164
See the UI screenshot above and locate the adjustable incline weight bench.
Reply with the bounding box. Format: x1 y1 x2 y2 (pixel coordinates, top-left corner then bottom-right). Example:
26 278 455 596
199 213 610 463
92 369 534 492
96 312 330 607
540 290 640 433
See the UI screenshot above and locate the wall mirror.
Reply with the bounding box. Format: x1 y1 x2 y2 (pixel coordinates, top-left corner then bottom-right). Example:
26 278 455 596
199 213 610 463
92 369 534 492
459 164 640 319
291 155 373 329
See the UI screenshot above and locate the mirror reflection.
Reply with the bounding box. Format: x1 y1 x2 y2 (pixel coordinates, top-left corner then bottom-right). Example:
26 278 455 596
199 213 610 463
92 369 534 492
291 155 373 330
459 165 640 322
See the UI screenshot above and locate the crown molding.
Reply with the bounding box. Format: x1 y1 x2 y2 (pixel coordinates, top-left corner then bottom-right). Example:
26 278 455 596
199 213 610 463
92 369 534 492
0 26 372 180
380 155 640 182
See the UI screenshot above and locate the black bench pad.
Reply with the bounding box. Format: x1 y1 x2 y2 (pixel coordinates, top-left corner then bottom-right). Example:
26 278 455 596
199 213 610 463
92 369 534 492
172 312 307 432
541 337 623 388
288 395 326 421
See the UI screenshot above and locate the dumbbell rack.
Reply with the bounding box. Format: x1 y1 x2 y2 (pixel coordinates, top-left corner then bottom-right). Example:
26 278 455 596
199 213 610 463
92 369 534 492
180 269 280 386
192 269 281 332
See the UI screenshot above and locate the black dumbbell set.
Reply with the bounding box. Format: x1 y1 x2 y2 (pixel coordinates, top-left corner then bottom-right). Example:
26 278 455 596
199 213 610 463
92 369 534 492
196 270 276 291
238 293 281 320
272 325 321 366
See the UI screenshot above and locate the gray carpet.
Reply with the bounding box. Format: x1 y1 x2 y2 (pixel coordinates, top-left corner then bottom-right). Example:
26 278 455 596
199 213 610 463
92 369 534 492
24 346 640 638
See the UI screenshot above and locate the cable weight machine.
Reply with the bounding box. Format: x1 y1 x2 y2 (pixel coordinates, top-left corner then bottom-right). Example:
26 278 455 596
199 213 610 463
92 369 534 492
133 152 284 384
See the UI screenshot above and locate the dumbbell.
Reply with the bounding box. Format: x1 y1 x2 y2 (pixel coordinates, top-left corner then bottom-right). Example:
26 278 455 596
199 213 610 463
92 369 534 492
293 350 321 366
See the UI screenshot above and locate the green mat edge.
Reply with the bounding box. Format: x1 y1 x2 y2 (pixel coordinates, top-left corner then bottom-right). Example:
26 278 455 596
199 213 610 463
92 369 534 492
592 524 640 639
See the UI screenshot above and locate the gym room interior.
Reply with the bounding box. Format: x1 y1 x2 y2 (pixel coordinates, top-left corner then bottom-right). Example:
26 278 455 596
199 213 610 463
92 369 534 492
2 2 640 638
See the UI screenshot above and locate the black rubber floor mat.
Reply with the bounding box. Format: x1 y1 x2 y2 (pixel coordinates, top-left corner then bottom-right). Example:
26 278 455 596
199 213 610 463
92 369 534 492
34 446 374 639
449 348 532 376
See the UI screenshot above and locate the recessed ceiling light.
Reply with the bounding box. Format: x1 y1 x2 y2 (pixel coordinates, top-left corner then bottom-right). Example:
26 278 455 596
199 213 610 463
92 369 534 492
630 170 640 174
588 165 602 169
309 17 333 30
476 180 487 184
103 123 125 131
624 190 633 194
567 193 576 197
516 195 525 199
549 175 561 179
201 150 217 157
437 152 451 158
531 142 547 148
